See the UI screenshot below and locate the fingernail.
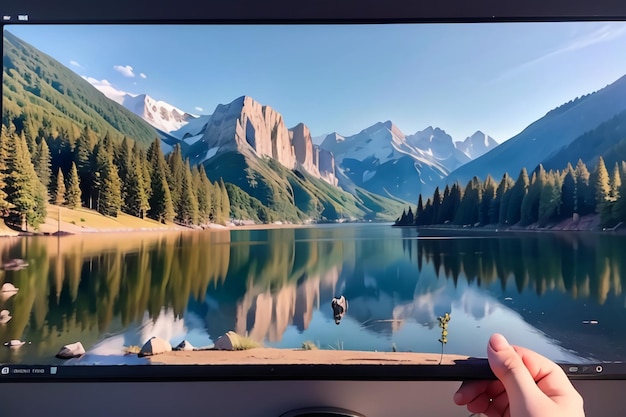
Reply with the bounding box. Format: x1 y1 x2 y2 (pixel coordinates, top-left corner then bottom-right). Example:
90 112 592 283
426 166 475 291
489 333 510 352
453 392 463 403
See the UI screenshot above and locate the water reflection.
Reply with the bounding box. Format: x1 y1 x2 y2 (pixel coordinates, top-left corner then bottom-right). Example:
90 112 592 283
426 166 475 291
0 226 623 364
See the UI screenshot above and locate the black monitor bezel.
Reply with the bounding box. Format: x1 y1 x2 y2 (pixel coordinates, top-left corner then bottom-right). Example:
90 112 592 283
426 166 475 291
2 0 626 382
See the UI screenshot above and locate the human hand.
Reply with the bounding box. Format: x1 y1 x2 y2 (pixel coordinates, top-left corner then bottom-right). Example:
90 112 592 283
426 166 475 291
453 333 585 417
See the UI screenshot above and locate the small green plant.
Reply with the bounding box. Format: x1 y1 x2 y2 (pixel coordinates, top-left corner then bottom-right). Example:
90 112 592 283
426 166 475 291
437 312 451 365
232 336 261 350
124 345 141 354
301 340 318 350
80 218 86 222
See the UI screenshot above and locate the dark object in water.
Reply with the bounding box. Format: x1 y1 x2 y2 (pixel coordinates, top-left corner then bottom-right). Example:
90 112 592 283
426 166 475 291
1 259 28 271
331 296 348 325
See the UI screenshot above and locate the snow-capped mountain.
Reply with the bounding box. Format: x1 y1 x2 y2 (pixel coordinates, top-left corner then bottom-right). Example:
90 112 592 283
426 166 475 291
87 78 197 133
120 93 196 133
319 122 495 202
405 126 472 172
455 131 498 159
169 114 213 146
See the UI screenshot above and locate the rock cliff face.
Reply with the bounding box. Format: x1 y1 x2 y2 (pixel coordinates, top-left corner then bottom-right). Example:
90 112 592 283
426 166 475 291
289 123 338 186
290 123 319 175
317 148 338 186
197 96 296 169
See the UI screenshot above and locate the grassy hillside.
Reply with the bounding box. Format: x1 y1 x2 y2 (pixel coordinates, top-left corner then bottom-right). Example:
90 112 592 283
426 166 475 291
203 151 405 222
3 31 158 146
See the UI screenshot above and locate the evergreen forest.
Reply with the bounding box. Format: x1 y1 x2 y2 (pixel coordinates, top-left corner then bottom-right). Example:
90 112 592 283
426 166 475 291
395 158 626 229
0 120 231 231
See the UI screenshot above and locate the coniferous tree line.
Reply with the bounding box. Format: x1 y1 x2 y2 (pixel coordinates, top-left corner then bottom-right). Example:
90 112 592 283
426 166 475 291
395 157 626 228
0 120 231 230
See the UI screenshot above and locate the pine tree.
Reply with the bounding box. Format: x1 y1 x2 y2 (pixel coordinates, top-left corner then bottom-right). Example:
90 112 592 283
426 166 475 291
480 175 497 225
455 177 482 226
211 180 222 223
610 163 621 202
73 133 94 208
575 159 593 215
178 160 199 225
146 139 175 223
0 126 14 215
406 206 414 224
115 137 132 203
219 178 230 223
167 144 185 211
124 148 150 218
65 162 82 208
496 173 515 225
612 164 626 223
594 156 611 225
92 142 122 217
520 166 546 226
138 147 152 204
422 198 434 225
6 131 47 230
438 185 452 224
561 163 576 218
432 187 441 224
538 171 561 226
506 168 530 225
398 209 407 226
447 183 462 224
200 165 213 224
54 168 66 205
415 195 424 226
33 138 51 197
193 166 210 224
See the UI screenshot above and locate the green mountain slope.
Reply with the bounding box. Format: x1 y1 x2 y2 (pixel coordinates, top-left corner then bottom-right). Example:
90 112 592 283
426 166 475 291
541 109 626 171
3 31 158 146
203 151 406 222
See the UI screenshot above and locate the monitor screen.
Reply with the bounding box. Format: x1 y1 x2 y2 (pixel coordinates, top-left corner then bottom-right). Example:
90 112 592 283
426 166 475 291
2 13 626 381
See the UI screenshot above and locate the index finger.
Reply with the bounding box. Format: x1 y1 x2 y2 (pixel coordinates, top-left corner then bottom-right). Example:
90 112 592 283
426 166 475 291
511 345 576 398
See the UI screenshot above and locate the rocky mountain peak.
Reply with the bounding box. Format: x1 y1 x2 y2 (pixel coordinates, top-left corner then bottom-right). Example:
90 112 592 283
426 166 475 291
455 131 498 159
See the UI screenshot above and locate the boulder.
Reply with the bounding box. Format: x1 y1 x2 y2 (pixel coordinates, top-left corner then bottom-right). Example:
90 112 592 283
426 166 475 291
1 259 28 271
1 283 19 293
214 331 242 351
4 340 25 348
174 340 195 351
0 309 12 324
56 342 85 359
138 337 172 357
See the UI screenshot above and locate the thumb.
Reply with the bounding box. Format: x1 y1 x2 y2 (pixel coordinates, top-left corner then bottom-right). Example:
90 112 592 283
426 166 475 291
487 334 543 404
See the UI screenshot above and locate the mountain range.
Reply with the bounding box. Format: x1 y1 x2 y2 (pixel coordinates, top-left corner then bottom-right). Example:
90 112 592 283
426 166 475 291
6 29 626 222
100 80 497 205
3 31 158 147
445 75 626 188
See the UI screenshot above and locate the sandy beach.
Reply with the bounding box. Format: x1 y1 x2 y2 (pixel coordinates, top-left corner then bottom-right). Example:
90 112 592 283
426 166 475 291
148 348 470 365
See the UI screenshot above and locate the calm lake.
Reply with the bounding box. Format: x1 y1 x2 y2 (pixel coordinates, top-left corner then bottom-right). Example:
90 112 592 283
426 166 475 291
0 223 624 365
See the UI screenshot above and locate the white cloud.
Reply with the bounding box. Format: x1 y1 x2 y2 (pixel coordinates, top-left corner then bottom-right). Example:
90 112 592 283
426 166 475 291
70 60 81 68
140 72 147 79
113 64 135 77
82 76 131 104
195 106 203 112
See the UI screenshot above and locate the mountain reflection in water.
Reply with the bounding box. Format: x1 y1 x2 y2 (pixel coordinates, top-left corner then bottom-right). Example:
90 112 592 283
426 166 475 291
0 224 624 365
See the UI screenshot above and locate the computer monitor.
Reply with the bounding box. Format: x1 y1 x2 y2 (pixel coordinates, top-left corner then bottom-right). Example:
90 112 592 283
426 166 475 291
1 0 626 415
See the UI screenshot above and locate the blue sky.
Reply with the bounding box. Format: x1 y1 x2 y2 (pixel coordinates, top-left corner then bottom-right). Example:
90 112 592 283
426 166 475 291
5 22 626 142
